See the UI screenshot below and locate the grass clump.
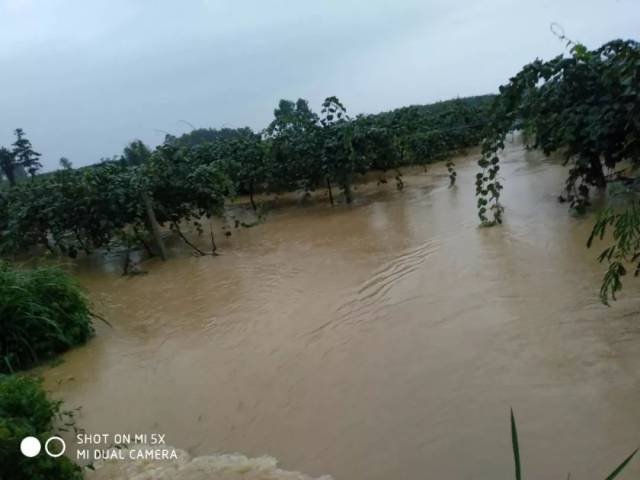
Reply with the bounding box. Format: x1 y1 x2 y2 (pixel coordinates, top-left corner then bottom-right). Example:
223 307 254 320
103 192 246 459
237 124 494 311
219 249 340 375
0 262 94 373
0 374 83 480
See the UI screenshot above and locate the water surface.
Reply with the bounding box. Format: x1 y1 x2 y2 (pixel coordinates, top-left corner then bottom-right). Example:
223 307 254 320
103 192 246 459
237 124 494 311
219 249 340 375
45 140 640 479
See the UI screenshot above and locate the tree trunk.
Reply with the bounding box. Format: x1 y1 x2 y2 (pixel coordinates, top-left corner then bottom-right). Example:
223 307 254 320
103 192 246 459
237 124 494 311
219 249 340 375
133 226 155 257
41 235 55 254
209 224 219 255
249 180 257 211
326 178 334 205
171 220 206 256
5 168 15 187
589 156 606 188
122 249 132 276
142 192 167 261
343 180 353 204
395 169 404 191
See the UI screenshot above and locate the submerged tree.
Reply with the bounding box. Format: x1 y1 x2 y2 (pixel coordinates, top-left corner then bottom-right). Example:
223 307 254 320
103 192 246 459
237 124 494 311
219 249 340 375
264 98 322 193
0 95 493 267
318 96 362 204
475 38 640 302
143 144 231 256
217 129 266 211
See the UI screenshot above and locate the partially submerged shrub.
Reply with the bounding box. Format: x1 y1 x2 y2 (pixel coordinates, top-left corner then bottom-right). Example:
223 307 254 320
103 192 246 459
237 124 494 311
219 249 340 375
0 374 83 480
0 262 94 373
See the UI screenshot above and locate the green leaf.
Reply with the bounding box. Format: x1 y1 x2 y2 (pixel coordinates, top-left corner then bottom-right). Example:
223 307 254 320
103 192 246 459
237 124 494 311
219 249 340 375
511 408 522 480
604 449 637 480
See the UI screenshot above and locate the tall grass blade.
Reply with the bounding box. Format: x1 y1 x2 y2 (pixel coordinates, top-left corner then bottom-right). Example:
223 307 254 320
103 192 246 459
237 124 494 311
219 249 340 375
0 262 94 372
604 449 637 480
511 408 522 480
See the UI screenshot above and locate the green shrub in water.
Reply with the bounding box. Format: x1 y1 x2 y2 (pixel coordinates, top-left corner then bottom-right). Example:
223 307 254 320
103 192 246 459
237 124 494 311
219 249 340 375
0 262 94 373
0 374 83 480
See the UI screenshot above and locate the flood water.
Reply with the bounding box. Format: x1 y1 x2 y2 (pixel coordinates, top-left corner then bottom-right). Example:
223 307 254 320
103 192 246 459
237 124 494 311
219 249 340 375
44 139 640 479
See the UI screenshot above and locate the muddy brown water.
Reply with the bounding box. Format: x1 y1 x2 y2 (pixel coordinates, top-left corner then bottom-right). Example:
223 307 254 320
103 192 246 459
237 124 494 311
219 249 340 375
44 139 640 479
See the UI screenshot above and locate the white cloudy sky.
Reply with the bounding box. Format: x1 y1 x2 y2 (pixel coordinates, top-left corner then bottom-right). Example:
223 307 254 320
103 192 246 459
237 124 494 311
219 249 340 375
0 0 638 170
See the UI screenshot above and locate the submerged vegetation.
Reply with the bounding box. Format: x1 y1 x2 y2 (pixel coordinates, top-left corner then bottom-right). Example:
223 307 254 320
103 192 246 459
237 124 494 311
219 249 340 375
475 37 640 302
0 263 94 373
2 38 640 302
0 94 501 480
0 95 492 264
1 29 639 479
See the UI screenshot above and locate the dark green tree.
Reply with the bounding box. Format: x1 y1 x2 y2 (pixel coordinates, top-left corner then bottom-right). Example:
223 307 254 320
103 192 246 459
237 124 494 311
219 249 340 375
216 129 266 211
11 129 42 179
0 148 16 187
264 99 322 193
59 157 72 170
121 140 152 166
318 96 363 204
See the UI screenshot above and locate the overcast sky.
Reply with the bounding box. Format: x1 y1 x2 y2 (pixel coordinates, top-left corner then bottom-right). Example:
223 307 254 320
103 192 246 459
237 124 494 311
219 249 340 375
0 0 638 170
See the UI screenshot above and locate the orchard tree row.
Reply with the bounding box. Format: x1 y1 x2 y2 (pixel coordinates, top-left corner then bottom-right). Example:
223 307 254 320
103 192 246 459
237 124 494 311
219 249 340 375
0 95 493 262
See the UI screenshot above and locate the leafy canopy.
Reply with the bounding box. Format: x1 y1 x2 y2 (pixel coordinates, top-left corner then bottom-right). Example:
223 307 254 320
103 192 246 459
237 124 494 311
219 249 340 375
475 38 640 302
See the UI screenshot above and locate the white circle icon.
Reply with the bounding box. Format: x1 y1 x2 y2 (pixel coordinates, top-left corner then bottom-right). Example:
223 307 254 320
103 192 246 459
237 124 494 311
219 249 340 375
20 437 41 457
45 436 66 458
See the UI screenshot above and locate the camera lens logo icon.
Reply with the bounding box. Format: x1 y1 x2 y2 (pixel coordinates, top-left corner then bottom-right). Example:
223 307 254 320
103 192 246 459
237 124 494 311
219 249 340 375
20 436 66 458
20 437 41 457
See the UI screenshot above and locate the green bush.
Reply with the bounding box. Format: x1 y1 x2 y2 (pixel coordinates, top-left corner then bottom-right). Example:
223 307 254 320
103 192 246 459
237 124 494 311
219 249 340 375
0 374 83 480
0 263 94 373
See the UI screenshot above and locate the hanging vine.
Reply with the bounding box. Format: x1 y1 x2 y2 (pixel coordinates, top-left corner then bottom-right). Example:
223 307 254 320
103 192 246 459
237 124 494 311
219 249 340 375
475 36 640 301
475 38 640 226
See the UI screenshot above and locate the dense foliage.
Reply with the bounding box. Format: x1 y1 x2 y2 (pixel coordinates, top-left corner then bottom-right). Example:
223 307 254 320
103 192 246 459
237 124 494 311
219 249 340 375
0 263 94 373
0 151 230 259
0 375 82 480
0 95 492 262
356 95 493 167
475 38 640 302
